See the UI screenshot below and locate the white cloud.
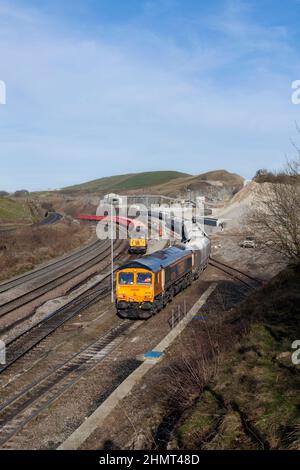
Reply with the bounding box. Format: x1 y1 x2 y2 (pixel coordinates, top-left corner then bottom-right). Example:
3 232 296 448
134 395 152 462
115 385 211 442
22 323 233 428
0 0 299 190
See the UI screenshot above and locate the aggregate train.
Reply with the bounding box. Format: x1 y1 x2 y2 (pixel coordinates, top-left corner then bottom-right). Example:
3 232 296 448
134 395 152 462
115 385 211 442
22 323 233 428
116 211 211 319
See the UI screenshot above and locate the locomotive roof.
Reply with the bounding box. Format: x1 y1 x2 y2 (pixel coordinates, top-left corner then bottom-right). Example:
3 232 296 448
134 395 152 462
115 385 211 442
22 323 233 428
118 246 192 273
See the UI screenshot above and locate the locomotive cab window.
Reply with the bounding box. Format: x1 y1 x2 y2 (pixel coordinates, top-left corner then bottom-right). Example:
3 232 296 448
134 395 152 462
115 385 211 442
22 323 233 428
137 272 152 284
119 272 134 285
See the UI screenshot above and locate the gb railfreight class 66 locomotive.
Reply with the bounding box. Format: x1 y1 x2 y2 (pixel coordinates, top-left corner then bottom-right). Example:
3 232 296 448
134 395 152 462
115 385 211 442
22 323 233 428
128 226 148 255
128 236 148 254
116 241 210 319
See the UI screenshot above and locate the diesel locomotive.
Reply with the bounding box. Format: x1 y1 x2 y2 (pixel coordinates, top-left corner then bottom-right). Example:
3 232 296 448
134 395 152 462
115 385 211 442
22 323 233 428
128 226 148 254
128 236 148 254
116 242 210 319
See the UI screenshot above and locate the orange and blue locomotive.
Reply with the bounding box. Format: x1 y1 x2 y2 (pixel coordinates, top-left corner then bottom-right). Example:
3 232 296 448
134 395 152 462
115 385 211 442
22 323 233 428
116 244 209 319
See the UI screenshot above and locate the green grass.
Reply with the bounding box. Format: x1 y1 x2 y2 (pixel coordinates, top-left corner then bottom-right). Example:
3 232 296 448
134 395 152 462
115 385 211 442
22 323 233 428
0 197 31 221
175 265 300 450
62 171 191 193
176 390 222 449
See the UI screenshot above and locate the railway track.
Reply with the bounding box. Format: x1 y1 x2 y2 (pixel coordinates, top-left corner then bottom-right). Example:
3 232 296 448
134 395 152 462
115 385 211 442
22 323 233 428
0 320 137 448
0 217 193 447
0 239 124 321
209 257 263 288
0 216 267 448
0 239 102 294
0 241 128 374
0 284 109 374
0 231 131 446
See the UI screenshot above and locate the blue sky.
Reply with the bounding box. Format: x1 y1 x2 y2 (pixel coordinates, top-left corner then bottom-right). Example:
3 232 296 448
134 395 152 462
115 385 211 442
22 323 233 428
0 0 300 190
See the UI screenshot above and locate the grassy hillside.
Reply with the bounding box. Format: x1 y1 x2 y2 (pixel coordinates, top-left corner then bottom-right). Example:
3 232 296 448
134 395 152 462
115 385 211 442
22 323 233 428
0 197 32 222
196 169 244 185
147 171 244 198
175 265 300 449
62 171 190 193
61 169 244 202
